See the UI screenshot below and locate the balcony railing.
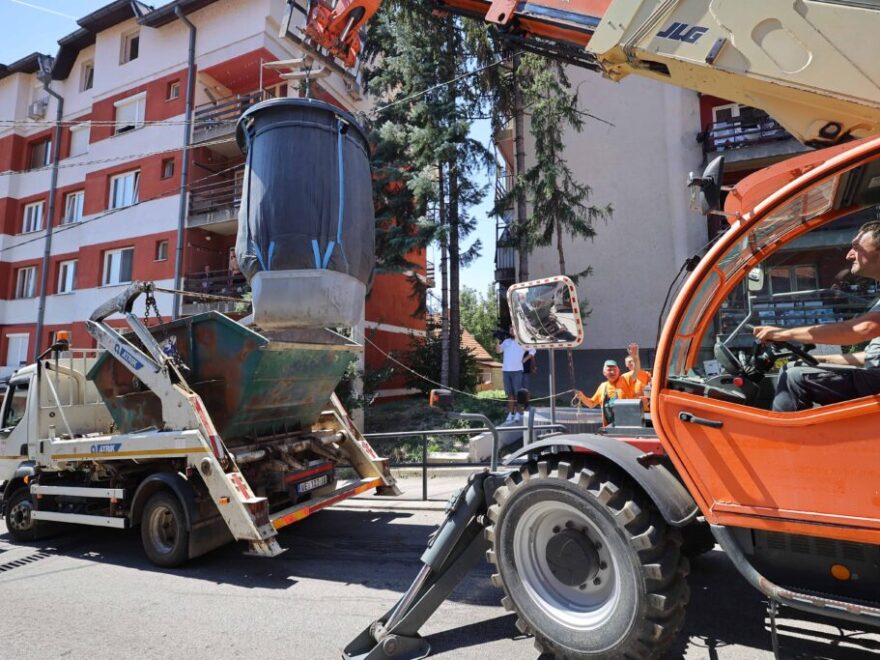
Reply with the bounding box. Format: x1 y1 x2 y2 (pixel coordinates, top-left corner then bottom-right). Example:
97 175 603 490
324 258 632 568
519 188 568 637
188 176 242 228
495 168 514 203
193 89 264 143
182 268 250 315
700 112 793 154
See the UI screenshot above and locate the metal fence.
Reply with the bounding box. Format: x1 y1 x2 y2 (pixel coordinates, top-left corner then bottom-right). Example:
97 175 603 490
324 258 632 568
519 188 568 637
362 423 565 500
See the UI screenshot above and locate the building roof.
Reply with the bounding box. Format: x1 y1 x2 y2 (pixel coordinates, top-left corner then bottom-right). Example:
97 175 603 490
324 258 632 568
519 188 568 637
0 52 46 83
427 314 501 367
3 0 223 81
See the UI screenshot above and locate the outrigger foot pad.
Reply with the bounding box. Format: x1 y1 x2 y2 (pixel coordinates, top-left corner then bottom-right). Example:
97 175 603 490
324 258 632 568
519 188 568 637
343 623 430 660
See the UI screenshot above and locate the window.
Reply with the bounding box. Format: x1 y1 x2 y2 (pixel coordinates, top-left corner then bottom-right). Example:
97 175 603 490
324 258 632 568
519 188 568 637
167 80 180 100
63 191 84 224
69 123 90 157
103 248 134 286
80 61 94 91
28 138 52 169
58 260 77 294
114 92 146 134
1 380 29 429
121 31 140 64
15 267 36 299
109 170 140 209
4 335 29 369
161 158 174 179
22 201 44 233
155 240 168 261
767 265 819 296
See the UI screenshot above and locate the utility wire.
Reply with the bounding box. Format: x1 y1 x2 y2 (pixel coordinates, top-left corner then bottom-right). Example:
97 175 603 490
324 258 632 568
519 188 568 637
371 52 521 117
0 136 235 178
0 117 238 128
349 325 575 403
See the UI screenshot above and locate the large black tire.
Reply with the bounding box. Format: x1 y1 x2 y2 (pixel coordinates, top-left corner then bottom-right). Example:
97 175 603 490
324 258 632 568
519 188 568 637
4 487 39 542
140 491 190 568
485 456 689 659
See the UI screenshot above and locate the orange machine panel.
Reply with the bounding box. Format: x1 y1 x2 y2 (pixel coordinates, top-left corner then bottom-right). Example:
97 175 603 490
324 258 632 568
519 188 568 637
656 390 880 542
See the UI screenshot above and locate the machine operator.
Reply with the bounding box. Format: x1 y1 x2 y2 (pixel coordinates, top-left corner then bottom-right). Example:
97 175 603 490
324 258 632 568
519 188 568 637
753 222 880 411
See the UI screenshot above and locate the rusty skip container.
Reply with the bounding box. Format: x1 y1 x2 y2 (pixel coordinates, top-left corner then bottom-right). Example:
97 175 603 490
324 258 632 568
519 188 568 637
88 312 358 441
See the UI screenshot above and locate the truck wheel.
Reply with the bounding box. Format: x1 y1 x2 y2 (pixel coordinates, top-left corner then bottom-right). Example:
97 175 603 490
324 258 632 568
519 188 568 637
485 457 689 660
4 487 38 542
141 491 189 568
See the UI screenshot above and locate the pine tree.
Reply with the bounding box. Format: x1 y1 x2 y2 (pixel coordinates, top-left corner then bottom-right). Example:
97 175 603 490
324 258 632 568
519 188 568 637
362 4 493 389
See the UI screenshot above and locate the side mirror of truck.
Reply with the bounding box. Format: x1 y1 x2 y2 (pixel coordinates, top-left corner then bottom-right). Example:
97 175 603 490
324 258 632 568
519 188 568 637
688 155 725 215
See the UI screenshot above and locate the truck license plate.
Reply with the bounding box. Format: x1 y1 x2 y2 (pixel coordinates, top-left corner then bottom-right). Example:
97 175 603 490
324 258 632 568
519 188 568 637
296 474 329 494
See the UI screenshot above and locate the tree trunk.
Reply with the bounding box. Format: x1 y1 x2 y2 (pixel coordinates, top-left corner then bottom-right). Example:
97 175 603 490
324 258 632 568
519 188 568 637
513 53 529 284
439 162 450 387
556 221 577 390
448 164 462 390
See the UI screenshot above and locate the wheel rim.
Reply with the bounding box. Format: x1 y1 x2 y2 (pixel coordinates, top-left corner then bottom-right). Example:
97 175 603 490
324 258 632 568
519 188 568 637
146 504 178 555
512 500 621 630
8 496 34 533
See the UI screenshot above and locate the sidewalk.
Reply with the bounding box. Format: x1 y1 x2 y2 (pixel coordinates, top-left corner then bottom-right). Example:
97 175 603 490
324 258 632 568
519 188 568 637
343 470 479 511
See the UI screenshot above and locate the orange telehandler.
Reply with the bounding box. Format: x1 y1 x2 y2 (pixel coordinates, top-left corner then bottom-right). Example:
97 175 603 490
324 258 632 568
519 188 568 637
285 1 880 657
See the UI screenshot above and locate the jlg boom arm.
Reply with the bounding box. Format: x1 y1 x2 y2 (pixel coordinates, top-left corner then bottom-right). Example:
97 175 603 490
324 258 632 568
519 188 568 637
301 0 880 146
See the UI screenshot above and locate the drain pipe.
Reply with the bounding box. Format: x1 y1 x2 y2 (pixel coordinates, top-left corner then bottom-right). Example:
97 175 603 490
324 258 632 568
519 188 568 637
172 6 196 319
34 55 63 359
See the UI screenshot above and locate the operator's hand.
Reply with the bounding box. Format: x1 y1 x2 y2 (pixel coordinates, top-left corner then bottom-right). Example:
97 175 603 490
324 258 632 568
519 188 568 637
753 325 784 343
627 342 639 357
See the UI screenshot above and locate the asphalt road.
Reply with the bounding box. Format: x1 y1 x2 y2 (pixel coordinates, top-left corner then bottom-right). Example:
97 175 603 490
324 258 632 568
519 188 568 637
0 474 877 659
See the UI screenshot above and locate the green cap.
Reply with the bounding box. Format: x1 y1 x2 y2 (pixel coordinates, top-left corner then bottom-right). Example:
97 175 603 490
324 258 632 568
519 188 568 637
603 360 619 368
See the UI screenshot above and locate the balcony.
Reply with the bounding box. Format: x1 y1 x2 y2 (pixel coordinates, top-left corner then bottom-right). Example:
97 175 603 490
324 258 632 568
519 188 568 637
495 215 517 285
181 268 250 316
188 175 242 233
699 112 809 171
192 89 263 146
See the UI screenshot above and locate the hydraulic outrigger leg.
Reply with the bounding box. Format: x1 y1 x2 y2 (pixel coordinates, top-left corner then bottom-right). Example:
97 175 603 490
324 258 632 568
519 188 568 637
343 470 504 660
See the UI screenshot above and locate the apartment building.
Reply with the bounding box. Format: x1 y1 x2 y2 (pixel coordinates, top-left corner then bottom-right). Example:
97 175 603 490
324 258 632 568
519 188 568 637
0 0 427 393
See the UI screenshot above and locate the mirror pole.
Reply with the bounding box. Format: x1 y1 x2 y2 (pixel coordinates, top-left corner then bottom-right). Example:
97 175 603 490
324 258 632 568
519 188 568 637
549 348 557 424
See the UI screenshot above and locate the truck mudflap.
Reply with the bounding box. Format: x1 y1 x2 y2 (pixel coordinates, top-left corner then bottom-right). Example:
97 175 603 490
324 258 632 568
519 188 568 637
504 434 699 527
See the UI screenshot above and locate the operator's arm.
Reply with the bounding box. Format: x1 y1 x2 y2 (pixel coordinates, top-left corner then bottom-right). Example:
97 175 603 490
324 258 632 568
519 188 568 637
816 352 865 366
496 339 504 355
753 313 880 346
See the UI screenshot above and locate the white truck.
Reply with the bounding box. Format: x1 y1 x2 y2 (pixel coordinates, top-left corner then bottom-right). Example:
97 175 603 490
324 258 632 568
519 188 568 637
0 282 397 567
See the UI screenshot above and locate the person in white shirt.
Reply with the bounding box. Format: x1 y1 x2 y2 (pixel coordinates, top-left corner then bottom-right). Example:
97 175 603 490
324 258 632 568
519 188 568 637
496 326 536 423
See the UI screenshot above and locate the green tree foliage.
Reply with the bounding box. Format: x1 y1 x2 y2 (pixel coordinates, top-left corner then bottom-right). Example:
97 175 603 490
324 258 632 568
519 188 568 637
403 321 482 395
361 3 495 388
459 285 499 354
510 54 613 283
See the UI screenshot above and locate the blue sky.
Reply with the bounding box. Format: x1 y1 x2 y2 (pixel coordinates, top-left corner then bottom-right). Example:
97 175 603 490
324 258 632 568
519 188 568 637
0 0 498 299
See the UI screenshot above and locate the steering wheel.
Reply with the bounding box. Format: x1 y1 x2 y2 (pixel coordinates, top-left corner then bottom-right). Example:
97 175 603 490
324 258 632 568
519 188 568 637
714 341 746 376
